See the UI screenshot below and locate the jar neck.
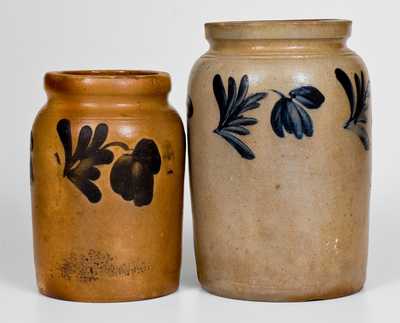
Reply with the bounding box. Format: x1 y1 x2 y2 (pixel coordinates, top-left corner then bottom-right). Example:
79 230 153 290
206 38 350 56
46 93 169 107
204 19 352 56
44 70 171 105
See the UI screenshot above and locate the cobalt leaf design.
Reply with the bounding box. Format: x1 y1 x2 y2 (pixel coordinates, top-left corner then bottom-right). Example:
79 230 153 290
57 119 129 203
187 96 193 119
213 74 267 160
289 86 325 109
110 139 161 207
335 68 370 151
270 86 325 139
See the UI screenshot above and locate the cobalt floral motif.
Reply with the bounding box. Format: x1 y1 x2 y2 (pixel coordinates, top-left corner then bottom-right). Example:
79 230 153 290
269 86 325 139
187 96 193 119
56 119 128 203
110 139 161 207
335 68 370 150
212 74 267 160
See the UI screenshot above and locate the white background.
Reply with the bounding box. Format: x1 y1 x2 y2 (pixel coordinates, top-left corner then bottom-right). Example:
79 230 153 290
0 0 399 322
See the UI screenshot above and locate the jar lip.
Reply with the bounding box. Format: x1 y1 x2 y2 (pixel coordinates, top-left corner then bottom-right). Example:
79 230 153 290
45 70 171 97
205 19 352 40
48 70 168 78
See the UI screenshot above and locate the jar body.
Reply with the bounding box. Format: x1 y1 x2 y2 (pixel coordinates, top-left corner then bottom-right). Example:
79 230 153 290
31 71 185 302
188 21 371 301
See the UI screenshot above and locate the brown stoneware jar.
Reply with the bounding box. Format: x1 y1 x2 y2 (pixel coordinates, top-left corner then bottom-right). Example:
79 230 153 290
31 70 185 302
188 20 371 301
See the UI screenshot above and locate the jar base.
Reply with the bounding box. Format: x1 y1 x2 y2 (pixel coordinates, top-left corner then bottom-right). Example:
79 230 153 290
199 280 364 302
37 284 179 303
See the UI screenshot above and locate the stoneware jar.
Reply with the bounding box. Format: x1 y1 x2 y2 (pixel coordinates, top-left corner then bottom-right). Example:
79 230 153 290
187 20 371 301
31 70 185 302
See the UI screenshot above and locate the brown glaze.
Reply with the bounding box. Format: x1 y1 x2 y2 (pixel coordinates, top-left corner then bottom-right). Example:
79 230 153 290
31 70 185 302
188 20 371 301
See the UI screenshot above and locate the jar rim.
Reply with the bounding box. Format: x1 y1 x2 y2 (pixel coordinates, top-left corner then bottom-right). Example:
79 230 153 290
49 70 166 78
45 70 171 97
205 19 352 40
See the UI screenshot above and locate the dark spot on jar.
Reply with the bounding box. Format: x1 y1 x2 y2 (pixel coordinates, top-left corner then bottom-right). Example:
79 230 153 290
162 141 175 175
59 249 151 282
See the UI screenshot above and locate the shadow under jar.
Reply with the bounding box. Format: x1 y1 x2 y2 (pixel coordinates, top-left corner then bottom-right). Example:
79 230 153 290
187 20 371 301
31 70 185 302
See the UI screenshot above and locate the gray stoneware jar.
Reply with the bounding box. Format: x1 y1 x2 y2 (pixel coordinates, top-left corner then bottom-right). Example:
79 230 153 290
187 20 371 301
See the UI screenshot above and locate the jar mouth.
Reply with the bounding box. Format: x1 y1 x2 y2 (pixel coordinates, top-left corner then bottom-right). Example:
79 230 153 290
205 19 352 40
55 70 161 78
45 70 171 97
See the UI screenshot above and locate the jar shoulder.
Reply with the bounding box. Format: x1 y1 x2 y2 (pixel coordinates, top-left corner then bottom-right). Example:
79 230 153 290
32 101 183 131
31 103 185 159
191 49 368 71
188 50 370 94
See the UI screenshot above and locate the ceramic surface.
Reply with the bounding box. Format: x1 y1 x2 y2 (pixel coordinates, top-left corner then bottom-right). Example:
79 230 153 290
31 70 185 302
188 20 371 301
